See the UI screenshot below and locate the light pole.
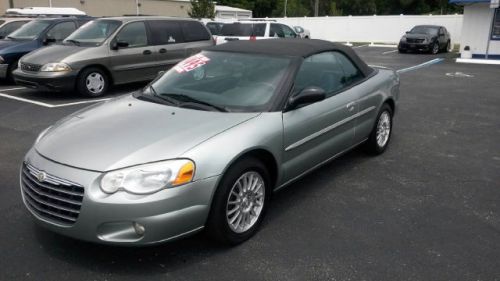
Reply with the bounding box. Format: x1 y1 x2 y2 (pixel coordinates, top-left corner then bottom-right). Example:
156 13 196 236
49 0 52 7
284 0 287 17
135 0 140 15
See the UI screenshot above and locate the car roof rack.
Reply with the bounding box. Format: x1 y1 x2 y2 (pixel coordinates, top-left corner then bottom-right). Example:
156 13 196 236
4 7 87 17
238 19 276 22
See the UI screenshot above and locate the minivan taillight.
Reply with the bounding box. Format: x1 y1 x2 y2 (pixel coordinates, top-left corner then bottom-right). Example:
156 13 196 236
249 36 256 41
213 36 217 44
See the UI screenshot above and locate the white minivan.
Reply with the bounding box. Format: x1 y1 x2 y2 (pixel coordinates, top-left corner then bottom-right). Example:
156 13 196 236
215 20 298 45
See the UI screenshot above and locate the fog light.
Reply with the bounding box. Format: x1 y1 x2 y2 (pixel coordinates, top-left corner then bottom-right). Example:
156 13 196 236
133 222 145 236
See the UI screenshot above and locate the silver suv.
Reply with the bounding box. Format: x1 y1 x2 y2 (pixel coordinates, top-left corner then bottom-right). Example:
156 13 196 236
13 16 214 97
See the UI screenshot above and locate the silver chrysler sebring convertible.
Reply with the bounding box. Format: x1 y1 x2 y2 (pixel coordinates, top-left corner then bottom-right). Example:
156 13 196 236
21 39 399 245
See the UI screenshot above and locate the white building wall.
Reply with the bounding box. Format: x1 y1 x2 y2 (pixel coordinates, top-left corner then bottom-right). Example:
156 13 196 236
460 3 500 56
267 15 463 45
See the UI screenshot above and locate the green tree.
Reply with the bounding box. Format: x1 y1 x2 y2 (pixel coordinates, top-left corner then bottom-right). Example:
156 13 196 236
188 0 215 19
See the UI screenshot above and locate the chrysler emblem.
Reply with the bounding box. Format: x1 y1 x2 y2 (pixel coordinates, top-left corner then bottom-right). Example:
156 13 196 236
37 171 47 182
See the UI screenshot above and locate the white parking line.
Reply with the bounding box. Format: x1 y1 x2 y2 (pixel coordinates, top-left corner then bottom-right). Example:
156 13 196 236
382 50 398 55
0 87 27 92
397 58 444 74
353 44 370 49
0 92 110 108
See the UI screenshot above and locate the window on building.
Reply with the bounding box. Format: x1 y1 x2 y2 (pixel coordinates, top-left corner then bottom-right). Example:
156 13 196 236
492 9 500 40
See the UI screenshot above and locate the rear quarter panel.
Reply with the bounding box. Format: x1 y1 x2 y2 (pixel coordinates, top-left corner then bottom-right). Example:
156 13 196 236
354 68 399 142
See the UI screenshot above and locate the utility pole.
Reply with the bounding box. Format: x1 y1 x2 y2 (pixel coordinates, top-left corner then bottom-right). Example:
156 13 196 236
284 0 287 17
314 0 319 17
49 0 52 7
135 0 140 15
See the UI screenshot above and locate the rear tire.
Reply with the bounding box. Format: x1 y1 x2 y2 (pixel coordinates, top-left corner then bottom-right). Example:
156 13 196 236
445 41 451 53
206 157 271 245
77 67 109 97
364 104 393 155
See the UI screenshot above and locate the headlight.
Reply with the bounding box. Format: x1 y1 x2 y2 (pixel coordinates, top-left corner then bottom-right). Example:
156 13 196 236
0 56 4 64
100 159 195 195
40 62 71 72
35 126 52 144
401 36 406 41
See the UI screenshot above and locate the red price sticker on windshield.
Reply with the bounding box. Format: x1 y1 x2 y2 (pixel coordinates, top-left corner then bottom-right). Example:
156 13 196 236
174 54 210 73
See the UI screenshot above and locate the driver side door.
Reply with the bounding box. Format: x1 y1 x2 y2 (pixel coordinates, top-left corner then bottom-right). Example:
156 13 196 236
281 52 360 183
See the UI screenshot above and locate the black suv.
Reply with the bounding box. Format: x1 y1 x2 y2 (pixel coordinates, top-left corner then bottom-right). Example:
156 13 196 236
398 25 451 54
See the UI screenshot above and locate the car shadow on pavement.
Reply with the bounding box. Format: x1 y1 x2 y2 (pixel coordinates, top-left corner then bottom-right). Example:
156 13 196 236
33 146 374 275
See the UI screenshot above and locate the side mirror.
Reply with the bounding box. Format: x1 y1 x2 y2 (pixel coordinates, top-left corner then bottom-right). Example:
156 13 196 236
43 37 56 45
111 40 129 50
287 86 326 110
405 31 410 34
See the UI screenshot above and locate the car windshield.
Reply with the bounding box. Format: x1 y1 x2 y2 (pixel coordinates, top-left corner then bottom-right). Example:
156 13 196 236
64 20 121 46
410 26 438 36
147 51 291 112
8 20 50 40
220 23 266 37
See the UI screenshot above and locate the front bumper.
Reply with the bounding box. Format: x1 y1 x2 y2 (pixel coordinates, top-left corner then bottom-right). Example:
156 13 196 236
13 69 77 92
398 42 432 52
21 149 219 245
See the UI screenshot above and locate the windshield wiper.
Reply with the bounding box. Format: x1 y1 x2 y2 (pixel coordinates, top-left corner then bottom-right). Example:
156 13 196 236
161 93 228 112
65 39 80 45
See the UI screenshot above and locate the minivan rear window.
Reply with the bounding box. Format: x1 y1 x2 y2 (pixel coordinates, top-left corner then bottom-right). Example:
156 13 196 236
220 23 266 37
148 20 184 45
181 21 211 42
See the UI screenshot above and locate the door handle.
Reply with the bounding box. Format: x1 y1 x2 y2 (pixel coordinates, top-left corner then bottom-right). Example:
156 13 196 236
346 102 356 112
159 48 167 54
143 50 152 55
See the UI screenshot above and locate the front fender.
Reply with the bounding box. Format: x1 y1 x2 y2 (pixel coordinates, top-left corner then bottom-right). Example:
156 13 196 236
182 112 284 183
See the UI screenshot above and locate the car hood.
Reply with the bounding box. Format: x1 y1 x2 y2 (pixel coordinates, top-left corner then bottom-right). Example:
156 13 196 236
0 39 33 53
35 95 260 172
405 33 432 40
20 44 82 65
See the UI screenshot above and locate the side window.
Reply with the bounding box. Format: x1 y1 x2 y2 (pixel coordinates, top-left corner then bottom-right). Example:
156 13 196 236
115 21 148 48
281 24 296 38
294 52 364 98
149 20 184 45
181 21 210 42
46 21 77 42
0 21 28 38
252 23 266 36
270 23 284 38
333 52 364 87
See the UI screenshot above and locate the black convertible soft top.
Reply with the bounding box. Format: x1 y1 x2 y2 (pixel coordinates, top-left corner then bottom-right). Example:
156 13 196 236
206 39 374 77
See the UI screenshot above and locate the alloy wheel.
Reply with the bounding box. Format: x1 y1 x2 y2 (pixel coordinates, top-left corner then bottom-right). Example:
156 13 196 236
376 111 391 148
226 171 265 233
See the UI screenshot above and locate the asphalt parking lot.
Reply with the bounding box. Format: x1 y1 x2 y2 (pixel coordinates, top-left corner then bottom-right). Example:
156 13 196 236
1 46 499 281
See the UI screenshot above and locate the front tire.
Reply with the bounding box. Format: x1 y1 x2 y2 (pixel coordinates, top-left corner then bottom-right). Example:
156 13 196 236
364 104 393 155
431 42 440 55
77 67 109 97
206 157 271 245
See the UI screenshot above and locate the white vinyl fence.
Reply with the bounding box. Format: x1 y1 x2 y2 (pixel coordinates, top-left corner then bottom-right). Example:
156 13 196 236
265 15 463 45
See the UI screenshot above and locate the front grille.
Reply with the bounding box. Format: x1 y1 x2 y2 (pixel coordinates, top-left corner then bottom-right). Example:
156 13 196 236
21 163 84 226
20 62 42 72
406 38 425 44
